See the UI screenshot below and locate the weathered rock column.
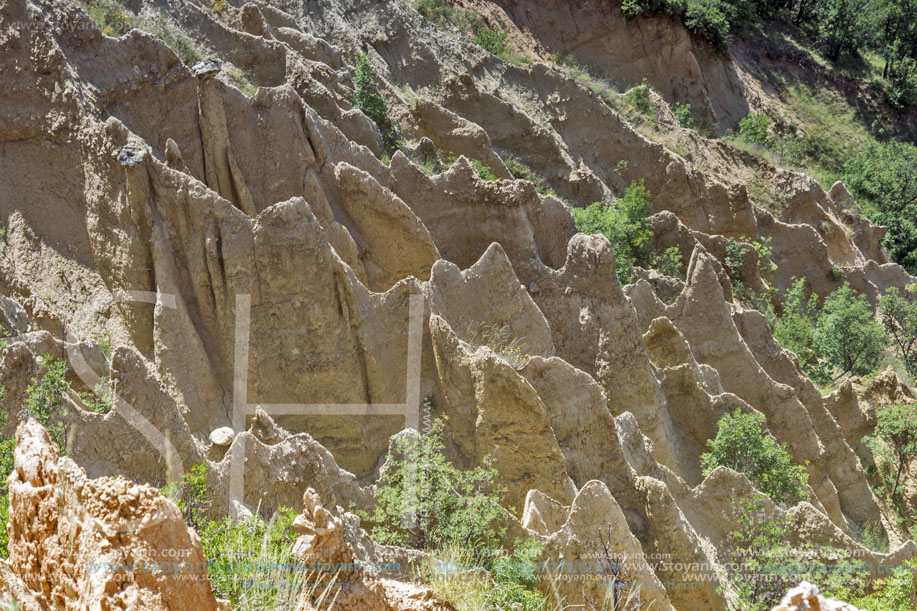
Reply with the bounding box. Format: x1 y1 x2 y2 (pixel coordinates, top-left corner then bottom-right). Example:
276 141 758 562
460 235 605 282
194 58 257 217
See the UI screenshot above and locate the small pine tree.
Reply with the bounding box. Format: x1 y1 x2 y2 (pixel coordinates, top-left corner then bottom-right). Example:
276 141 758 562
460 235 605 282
349 53 401 154
361 418 506 553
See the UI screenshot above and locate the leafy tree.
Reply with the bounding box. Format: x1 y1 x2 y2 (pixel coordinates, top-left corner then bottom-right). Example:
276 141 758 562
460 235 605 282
360 417 507 553
773 278 832 384
348 53 401 154
572 179 655 283
842 141 917 274
880 285 917 377
871 0 917 82
816 283 886 379
869 403 917 496
816 0 875 60
701 409 809 507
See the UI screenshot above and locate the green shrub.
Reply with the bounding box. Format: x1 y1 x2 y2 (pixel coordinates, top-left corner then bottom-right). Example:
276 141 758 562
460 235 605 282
413 0 470 30
413 1 525 64
773 278 832 384
0 406 13 559
865 404 917 497
572 180 655 283
625 78 654 113
657 246 684 277
472 23 509 57
701 409 809 507
738 113 772 146
621 0 645 20
162 462 209 532
887 56 917 109
471 159 499 181
426 540 548 611
25 356 71 449
161 463 336 609
726 495 869 610
772 281 886 385
360 417 507 552
225 65 257 97
845 560 917 610
723 236 777 312
684 0 731 50
78 0 136 36
880 285 917 378
348 53 401 154
673 102 695 129
77 1 202 66
725 237 749 277
201 507 316 610
80 378 112 415
503 156 554 195
618 0 735 50
816 283 886 379
144 13 201 67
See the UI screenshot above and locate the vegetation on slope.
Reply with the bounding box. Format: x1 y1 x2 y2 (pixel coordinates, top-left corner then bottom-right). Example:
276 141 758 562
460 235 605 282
349 53 403 154
72 0 256 95
163 464 336 610
702 410 810 507
359 412 549 610
0 355 113 559
414 0 529 65
621 0 917 97
571 180 682 283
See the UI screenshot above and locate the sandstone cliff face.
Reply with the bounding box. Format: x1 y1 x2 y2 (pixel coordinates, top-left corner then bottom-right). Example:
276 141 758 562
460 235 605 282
0 0 915 608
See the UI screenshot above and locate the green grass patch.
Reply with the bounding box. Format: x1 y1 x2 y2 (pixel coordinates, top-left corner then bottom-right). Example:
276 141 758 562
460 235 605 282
75 0 203 66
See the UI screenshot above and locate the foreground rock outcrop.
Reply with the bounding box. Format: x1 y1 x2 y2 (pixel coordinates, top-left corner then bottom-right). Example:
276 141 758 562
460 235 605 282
293 488 454 611
1 420 456 610
7 419 219 610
